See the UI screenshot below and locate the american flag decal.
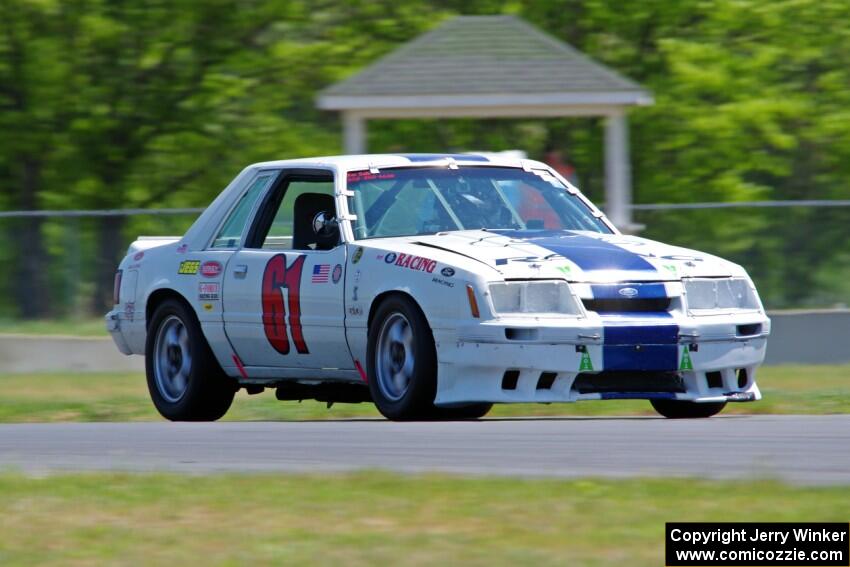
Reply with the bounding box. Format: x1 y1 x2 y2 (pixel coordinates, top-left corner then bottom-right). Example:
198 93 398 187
311 264 330 283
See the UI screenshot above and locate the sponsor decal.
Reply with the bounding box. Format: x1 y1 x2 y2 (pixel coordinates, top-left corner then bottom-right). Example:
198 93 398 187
663 264 677 275
262 254 309 355
432 277 454 288
680 347 694 371
579 351 594 371
352 247 364 264
376 254 385 261
347 306 363 316
200 261 222 278
178 260 200 275
347 171 396 183
352 286 359 301
332 264 342 284
133 251 144 261
312 264 330 283
124 301 135 322
354 269 361 283
386 252 436 273
203 303 214 312
556 265 572 275
198 282 220 301
176 243 188 254
440 267 455 277
618 287 639 298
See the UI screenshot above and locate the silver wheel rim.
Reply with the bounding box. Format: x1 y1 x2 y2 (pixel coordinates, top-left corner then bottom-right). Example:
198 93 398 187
153 315 192 403
376 312 415 402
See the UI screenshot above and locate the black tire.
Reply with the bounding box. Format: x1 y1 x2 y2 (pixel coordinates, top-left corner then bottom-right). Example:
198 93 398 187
430 403 493 420
145 298 236 421
367 295 438 421
650 399 727 419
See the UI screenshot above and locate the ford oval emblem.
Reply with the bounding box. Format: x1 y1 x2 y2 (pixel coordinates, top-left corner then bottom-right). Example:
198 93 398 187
618 287 639 298
440 267 455 277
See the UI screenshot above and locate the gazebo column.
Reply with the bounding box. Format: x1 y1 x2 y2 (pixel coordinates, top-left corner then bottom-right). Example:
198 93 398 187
604 111 633 231
343 111 367 154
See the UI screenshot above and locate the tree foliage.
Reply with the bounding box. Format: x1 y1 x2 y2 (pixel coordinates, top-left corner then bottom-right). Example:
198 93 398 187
0 0 847 316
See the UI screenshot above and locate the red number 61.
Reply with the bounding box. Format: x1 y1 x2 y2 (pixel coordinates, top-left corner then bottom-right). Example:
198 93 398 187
261 254 309 355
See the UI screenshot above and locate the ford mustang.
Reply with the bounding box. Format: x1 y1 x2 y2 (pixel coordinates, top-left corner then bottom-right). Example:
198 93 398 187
106 154 770 421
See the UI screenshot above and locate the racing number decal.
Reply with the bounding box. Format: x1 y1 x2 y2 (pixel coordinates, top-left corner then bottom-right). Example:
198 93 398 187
261 254 309 355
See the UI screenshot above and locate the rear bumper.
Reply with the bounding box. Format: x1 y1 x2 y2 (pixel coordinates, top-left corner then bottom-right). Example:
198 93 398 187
433 315 769 405
105 309 133 355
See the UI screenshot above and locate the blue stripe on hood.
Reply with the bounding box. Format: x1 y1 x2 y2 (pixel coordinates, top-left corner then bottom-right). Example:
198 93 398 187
399 153 489 162
492 230 657 273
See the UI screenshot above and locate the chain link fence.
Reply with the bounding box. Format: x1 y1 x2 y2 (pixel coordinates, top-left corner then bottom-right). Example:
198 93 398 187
1 201 848 318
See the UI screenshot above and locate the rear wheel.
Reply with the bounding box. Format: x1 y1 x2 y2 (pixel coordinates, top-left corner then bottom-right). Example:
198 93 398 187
367 295 438 421
650 399 726 419
146 299 236 421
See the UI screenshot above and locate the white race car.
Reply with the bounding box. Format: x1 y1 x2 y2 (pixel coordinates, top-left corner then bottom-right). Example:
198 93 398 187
106 154 769 421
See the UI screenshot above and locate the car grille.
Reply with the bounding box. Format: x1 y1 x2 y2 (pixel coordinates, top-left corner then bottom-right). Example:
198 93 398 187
582 297 671 313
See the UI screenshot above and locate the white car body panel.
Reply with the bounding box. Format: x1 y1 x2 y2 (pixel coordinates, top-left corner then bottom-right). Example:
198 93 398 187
106 154 769 406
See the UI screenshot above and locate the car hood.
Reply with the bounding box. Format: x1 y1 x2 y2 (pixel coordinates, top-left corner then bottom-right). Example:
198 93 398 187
390 229 745 282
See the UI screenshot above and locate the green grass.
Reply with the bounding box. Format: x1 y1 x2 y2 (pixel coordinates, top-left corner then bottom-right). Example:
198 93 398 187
0 473 846 566
0 364 847 422
0 318 106 337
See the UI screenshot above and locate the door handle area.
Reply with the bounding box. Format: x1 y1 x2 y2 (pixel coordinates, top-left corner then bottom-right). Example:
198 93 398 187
233 264 248 278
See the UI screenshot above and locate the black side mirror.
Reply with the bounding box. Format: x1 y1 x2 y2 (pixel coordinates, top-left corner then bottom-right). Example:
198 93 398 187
312 210 339 239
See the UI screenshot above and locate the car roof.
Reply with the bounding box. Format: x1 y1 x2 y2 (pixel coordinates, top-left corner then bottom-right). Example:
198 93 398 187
246 153 548 172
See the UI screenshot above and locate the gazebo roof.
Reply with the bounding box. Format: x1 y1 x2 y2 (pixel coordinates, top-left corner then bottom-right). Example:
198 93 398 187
318 15 652 115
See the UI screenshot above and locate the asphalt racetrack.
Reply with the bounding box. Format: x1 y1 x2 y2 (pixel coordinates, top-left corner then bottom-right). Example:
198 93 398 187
0 415 847 484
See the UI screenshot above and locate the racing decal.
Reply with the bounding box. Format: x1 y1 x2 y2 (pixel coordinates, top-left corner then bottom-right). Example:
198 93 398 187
262 254 309 355
490 230 658 273
133 251 144 261
176 243 188 254
352 286 359 301
347 306 363 316
440 267 455 277
347 171 396 183
311 264 330 283
680 347 694 371
200 261 222 278
579 351 594 371
202 303 214 312
431 277 454 288
124 301 136 322
332 264 342 284
384 252 437 273
198 282 220 301
178 260 200 275
352 247 364 264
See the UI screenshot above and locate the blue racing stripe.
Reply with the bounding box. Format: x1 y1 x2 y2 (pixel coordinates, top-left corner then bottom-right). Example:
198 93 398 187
398 153 489 162
601 314 679 371
492 230 658 273
603 324 679 345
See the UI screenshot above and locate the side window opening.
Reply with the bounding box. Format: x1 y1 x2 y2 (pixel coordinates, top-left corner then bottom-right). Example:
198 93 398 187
211 174 275 249
246 172 337 251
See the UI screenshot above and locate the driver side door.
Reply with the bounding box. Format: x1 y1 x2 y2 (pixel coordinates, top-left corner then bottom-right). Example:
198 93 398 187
222 168 352 373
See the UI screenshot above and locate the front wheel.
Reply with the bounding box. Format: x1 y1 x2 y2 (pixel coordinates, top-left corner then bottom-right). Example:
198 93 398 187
650 399 727 419
146 299 236 421
367 295 438 421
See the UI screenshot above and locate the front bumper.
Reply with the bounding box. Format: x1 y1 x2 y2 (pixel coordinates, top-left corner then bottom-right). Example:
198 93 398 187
105 309 133 355
433 314 769 405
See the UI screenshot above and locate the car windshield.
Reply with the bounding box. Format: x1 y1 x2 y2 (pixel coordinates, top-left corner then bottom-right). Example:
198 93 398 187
346 166 611 239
